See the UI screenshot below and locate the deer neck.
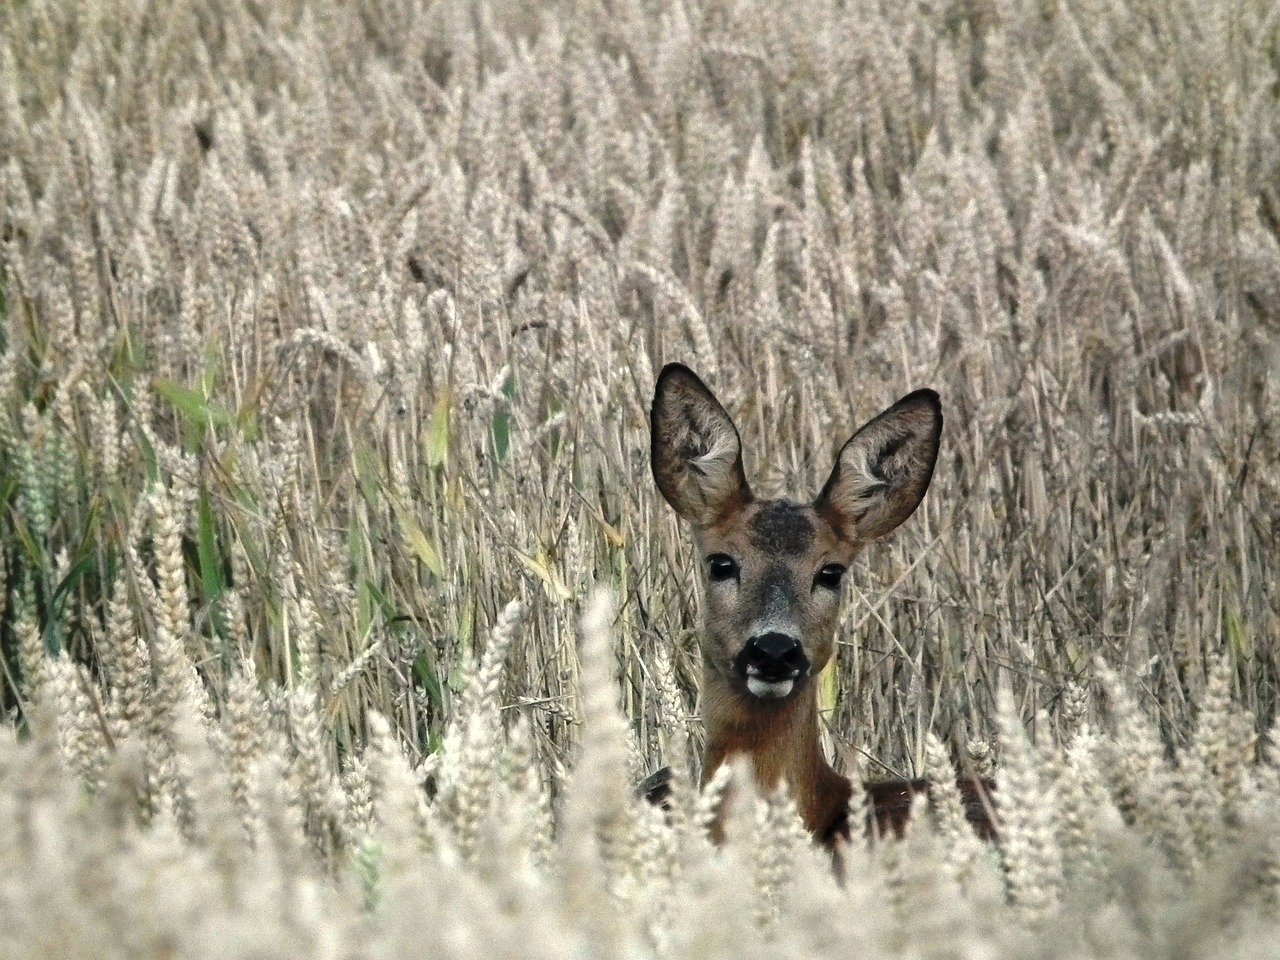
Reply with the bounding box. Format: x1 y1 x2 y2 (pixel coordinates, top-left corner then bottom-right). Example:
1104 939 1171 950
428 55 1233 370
700 668 852 842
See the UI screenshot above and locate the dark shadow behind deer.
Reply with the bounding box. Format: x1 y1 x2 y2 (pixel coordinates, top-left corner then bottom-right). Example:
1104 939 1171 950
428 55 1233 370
643 364 995 845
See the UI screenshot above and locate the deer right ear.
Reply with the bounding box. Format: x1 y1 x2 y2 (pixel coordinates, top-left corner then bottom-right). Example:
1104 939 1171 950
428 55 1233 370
650 364 753 526
815 389 942 542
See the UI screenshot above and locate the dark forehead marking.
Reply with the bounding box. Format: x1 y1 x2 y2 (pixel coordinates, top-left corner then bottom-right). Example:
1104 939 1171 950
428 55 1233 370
750 501 814 556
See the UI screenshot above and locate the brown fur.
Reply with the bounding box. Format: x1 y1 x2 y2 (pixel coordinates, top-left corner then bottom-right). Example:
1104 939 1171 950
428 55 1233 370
637 768 998 843
701 680 853 842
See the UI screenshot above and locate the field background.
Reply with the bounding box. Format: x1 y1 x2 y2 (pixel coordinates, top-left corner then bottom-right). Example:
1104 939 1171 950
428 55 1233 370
1 0 1279 956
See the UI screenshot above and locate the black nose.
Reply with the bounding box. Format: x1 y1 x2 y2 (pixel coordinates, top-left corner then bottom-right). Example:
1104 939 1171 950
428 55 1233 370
737 633 808 681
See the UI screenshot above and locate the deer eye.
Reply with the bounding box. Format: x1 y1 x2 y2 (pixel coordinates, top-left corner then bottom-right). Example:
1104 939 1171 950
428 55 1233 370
813 563 846 591
707 554 739 583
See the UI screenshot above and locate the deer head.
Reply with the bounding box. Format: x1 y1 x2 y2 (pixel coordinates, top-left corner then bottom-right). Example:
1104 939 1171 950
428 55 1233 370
650 363 942 840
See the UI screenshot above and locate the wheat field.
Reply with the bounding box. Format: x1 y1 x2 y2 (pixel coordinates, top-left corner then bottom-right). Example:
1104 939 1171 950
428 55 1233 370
1 0 1279 955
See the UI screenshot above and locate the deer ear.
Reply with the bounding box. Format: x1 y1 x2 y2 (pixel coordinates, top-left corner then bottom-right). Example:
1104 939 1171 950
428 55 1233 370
651 364 753 526
815 390 942 542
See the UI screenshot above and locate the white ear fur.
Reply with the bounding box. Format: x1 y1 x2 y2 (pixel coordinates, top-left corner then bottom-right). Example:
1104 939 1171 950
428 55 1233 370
816 390 942 541
650 365 752 526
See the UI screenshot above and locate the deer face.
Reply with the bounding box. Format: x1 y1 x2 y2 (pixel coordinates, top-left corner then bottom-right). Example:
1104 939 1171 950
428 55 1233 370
690 499 851 700
650 364 942 706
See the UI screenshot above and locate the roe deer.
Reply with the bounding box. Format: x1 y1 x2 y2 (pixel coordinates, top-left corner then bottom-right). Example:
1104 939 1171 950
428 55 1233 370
647 364 993 846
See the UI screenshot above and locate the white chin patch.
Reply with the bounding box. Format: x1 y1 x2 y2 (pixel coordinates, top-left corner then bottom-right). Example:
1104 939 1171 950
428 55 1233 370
747 677 794 699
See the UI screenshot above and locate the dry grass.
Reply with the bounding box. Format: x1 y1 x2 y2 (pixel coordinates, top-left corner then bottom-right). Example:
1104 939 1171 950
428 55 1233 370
1 0 1279 955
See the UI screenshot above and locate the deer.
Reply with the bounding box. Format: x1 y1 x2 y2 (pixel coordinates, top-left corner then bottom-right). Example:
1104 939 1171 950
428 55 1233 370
644 363 993 847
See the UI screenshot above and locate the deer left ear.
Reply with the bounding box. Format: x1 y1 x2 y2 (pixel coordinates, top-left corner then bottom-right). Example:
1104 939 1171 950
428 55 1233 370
651 364 753 527
815 390 942 542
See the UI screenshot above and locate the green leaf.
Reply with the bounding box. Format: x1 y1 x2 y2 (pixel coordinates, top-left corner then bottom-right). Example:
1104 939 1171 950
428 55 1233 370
818 657 840 717
455 600 475 664
490 371 517 462
399 515 446 579
514 548 571 601
155 378 238 448
50 554 95 610
47 555 95 655
1225 609 1250 659
155 379 214 431
362 578 398 622
426 392 451 469
196 489 226 604
491 407 511 461
354 449 382 506
413 648 444 712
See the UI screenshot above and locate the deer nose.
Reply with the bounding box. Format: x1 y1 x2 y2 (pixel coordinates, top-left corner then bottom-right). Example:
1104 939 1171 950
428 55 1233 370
738 632 808 681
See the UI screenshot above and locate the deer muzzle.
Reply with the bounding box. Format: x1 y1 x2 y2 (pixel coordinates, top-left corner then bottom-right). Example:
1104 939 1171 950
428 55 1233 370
735 632 809 699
